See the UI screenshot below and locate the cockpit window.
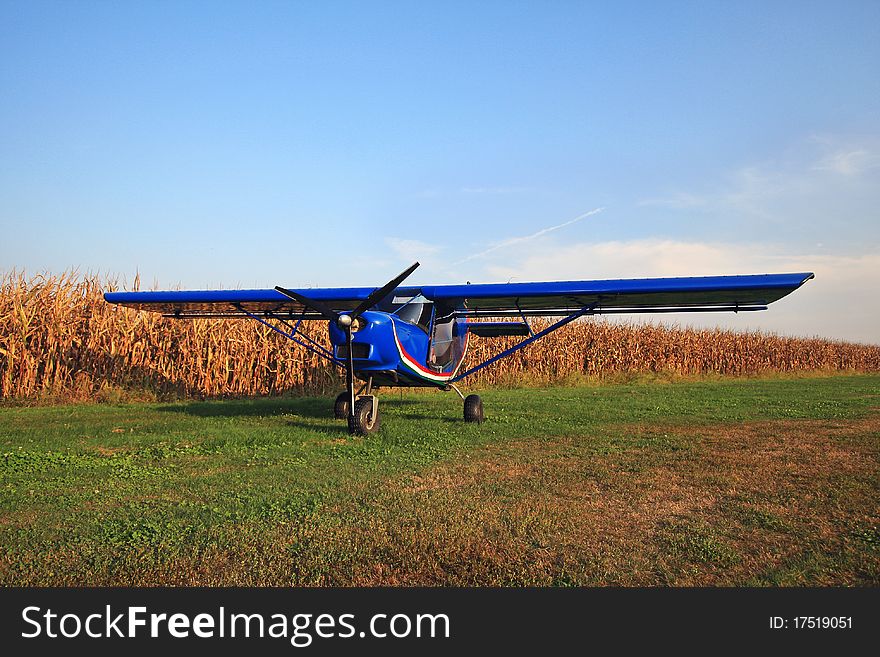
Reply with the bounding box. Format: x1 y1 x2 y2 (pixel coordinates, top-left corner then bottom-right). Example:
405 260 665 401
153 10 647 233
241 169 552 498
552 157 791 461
392 294 432 331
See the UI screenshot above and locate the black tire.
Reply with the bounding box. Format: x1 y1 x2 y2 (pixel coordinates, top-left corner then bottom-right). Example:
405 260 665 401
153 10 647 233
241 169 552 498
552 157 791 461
463 394 484 423
334 392 350 420
348 397 380 435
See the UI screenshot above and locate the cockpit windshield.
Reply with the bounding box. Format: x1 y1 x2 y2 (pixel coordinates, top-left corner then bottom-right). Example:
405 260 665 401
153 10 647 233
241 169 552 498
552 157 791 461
392 294 433 331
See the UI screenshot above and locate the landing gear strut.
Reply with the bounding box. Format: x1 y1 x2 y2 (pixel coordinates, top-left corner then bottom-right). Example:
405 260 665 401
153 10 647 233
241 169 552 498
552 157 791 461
335 382 483 433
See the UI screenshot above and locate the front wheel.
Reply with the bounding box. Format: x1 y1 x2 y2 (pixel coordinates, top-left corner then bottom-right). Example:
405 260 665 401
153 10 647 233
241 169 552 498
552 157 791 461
348 397 380 435
463 394 484 423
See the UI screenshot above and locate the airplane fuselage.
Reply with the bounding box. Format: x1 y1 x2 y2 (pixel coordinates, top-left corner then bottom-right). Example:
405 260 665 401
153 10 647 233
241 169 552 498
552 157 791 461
328 310 469 388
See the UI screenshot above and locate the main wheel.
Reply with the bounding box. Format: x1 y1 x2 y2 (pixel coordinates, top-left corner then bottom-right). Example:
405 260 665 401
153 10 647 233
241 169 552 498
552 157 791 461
463 394 484 423
348 397 380 435
333 392 350 420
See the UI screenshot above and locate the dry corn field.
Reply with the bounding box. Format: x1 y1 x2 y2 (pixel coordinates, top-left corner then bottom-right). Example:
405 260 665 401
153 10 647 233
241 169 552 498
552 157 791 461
2 270 879 402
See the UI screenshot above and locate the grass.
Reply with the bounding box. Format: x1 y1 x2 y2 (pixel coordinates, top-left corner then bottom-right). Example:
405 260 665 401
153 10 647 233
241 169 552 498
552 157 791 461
1 374 878 586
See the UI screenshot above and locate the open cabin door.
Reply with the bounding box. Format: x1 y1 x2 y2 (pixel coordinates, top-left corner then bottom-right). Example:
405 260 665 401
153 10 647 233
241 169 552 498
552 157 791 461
428 307 465 372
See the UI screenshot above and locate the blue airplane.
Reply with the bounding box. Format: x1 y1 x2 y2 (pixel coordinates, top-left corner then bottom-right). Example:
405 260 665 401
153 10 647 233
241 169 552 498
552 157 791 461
104 264 814 435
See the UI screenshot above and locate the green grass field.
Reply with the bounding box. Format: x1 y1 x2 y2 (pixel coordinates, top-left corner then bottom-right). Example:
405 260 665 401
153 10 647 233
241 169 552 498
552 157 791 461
1 374 878 586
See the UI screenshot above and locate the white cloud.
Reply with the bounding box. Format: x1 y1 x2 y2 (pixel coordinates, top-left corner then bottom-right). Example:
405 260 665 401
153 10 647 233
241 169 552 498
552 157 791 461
483 238 780 281
407 135 879 343
481 239 880 344
604 137 880 342
812 149 880 176
451 207 605 266
385 238 441 261
638 136 880 241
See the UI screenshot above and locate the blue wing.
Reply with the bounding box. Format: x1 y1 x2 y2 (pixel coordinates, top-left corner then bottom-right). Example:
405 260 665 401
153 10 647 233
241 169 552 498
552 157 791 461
421 272 815 316
104 272 813 318
103 287 377 318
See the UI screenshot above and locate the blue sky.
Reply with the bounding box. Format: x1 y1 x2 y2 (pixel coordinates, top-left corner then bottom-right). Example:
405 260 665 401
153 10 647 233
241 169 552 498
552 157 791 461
2 1 878 341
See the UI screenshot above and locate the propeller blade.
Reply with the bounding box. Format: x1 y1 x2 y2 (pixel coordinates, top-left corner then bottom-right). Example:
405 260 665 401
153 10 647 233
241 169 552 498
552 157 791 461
350 262 420 319
274 285 339 322
279 264 419 425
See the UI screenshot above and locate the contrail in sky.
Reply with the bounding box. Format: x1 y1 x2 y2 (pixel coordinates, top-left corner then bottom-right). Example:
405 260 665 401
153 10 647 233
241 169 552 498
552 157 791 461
451 207 605 265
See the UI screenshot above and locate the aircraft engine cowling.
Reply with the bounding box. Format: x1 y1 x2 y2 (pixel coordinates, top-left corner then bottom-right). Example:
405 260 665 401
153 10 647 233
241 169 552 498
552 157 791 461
328 311 399 369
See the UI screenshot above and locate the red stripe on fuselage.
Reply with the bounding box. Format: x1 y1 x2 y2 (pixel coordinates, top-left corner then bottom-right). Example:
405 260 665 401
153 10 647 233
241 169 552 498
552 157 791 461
391 322 454 380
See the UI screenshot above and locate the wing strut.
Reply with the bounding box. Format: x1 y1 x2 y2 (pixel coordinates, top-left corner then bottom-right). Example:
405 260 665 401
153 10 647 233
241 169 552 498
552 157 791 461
451 303 598 384
233 304 342 366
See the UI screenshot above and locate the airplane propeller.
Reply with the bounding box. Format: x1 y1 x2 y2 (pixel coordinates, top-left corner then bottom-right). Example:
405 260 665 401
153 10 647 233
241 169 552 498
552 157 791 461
274 262 420 422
